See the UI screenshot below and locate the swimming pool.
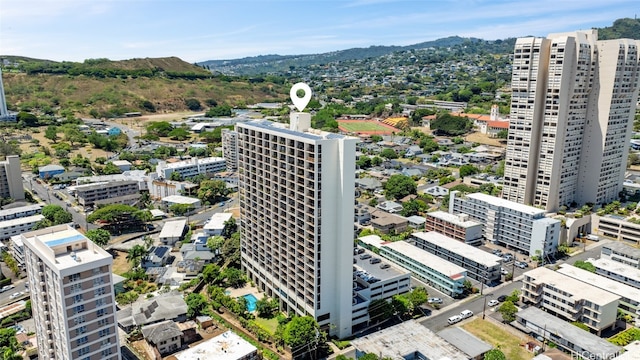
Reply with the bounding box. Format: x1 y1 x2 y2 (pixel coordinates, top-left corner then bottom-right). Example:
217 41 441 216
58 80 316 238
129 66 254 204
243 294 258 312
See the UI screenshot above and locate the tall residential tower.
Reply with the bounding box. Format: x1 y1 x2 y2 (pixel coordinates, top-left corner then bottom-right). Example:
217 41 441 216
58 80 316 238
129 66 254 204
22 225 121 360
503 30 640 211
238 114 357 338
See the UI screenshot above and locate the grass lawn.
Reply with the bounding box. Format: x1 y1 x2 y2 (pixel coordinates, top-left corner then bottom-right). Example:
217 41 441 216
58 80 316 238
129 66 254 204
337 120 394 133
462 318 531 360
254 317 279 335
112 250 132 275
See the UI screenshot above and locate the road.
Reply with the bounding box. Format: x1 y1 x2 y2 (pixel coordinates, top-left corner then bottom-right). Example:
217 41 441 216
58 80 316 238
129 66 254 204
0 279 29 307
22 173 97 231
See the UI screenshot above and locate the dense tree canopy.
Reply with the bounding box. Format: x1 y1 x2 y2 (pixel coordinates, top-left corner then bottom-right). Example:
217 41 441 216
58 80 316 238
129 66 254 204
484 349 506 360
282 316 321 349
430 113 474 136
384 174 417 200
85 228 111 247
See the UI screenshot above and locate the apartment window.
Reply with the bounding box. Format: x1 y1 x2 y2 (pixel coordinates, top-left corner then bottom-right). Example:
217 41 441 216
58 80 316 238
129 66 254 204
94 287 105 297
77 346 90 356
70 283 82 293
75 326 87 336
74 315 86 325
76 336 88 346
97 318 109 327
74 304 85 314
98 328 111 337
96 298 105 307
69 273 81 282
73 294 83 303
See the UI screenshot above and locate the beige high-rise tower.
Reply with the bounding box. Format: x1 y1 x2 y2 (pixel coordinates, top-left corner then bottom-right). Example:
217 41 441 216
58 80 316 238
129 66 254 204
22 224 121 360
503 30 640 211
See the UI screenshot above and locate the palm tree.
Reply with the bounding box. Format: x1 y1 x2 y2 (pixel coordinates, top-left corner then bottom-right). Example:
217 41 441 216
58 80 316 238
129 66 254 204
126 245 146 268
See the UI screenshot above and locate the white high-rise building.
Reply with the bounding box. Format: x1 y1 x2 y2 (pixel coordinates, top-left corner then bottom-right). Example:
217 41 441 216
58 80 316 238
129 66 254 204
0 155 25 201
503 30 640 211
238 114 357 338
22 224 121 360
0 68 13 121
221 128 238 171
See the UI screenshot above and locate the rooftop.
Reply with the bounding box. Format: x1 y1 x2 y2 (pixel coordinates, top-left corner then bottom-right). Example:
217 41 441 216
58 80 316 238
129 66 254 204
75 170 148 185
557 264 640 305
614 341 640 360
412 231 502 268
589 258 640 284
437 327 493 358
159 219 187 238
351 319 468 360
175 331 257 360
603 242 640 260
161 195 201 205
204 212 233 231
463 192 545 216
524 267 620 305
516 307 622 357
425 210 482 228
240 119 351 142
0 204 42 218
383 241 467 280
0 214 44 228
158 156 225 169
21 225 112 271
117 292 188 328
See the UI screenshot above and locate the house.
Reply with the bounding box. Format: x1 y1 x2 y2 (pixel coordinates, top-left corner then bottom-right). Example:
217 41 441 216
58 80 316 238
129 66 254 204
142 320 183 357
159 219 187 246
355 203 373 224
180 244 216 263
370 209 408 234
145 267 168 283
142 246 172 268
176 259 205 276
161 195 201 212
438 327 492 360
355 177 382 191
376 201 403 214
111 160 132 172
174 331 258 360
117 292 188 332
203 212 233 237
53 171 84 182
404 145 423 158
406 215 426 229
38 164 65 179
422 185 449 197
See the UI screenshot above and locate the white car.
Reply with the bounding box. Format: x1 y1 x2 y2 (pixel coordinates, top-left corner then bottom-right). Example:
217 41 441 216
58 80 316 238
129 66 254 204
488 299 500 307
9 292 22 300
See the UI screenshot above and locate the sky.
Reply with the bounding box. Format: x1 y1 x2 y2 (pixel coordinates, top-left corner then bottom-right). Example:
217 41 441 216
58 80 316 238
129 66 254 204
1 0 638 63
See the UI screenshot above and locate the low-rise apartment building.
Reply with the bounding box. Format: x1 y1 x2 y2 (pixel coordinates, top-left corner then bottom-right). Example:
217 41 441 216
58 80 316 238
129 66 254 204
358 235 467 298
593 215 640 245
410 231 502 284
557 264 640 326
521 266 619 334
74 180 140 208
0 204 42 221
0 214 45 241
589 258 640 290
156 157 226 180
600 242 640 268
449 191 560 257
75 170 149 191
9 235 25 267
515 307 622 360
147 177 198 200
424 210 483 245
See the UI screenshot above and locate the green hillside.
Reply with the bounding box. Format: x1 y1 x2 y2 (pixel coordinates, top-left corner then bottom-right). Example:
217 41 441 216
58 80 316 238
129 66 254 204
596 18 640 40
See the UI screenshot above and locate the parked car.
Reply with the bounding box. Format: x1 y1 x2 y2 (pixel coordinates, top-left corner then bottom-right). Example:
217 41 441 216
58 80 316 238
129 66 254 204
380 264 390 269
500 267 509 275
9 292 22 300
0 285 15 293
359 254 372 260
497 295 508 302
515 261 528 269
428 297 443 304
447 315 462 325
369 258 381 264
460 309 474 319
488 299 500 307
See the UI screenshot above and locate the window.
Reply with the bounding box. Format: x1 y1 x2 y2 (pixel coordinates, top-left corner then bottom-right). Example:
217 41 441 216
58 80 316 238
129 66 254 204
75 326 87 336
94 287 105 297
76 336 88 346
77 346 90 356
98 328 110 337
74 294 83 303
69 273 81 282
97 308 107 317
74 304 85 314
96 298 105 307
74 315 85 325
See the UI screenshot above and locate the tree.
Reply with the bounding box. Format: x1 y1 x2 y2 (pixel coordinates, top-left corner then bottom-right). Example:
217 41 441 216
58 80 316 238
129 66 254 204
87 204 151 224
169 203 194 216
41 204 72 225
205 104 233 117
380 148 398 159
256 297 279 318
169 171 183 181
185 293 208 318
44 125 59 143
222 217 236 239
497 300 518 322
484 348 506 360
506 289 520 303
406 287 428 308
102 162 123 175
201 264 220 285
220 233 240 267
572 258 595 271
221 267 246 288
197 179 229 204
146 121 173 137
185 98 202 111
391 294 413 318
400 199 427 217
368 299 394 324
384 174 417 200
16 111 38 127
85 228 111 247
206 236 225 254
282 316 321 349
168 127 191 141
459 164 479 177
127 245 146 268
